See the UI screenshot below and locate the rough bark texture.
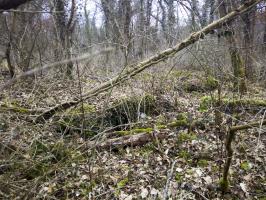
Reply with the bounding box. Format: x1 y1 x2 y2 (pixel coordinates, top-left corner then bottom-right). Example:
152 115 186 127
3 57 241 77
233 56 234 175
87 130 169 151
218 0 247 94
54 0 75 78
242 2 256 81
31 0 262 122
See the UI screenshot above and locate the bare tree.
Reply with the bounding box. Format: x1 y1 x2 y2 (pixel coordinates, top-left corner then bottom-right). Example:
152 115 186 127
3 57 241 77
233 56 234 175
242 2 256 81
218 0 247 94
53 0 76 77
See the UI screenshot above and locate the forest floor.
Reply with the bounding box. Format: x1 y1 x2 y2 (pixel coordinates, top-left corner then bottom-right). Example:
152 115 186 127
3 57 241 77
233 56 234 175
0 69 265 199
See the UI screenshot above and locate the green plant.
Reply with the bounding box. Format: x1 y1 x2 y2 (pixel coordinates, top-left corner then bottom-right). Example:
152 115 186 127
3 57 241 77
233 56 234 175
199 96 212 112
240 161 252 171
197 159 208 167
178 132 197 143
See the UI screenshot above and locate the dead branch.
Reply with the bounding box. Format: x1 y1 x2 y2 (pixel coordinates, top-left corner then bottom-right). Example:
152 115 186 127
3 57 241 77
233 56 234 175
0 48 113 91
34 0 262 123
87 130 169 151
221 119 266 193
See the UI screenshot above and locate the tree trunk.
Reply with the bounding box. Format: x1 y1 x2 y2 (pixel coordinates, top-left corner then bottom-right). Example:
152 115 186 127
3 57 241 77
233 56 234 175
165 0 175 45
242 3 256 81
54 0 75 78
218 0 247 94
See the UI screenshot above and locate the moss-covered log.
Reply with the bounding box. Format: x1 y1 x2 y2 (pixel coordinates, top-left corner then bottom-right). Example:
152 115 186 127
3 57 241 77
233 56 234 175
54 94 172 137
200 96 266 113
86 130 170 150
0 103 42 114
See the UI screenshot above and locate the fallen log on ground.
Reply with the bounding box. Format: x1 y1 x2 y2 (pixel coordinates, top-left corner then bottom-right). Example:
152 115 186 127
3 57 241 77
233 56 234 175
85 119 266 151
0 103 43 114
35 0 262 123
87 130 169 151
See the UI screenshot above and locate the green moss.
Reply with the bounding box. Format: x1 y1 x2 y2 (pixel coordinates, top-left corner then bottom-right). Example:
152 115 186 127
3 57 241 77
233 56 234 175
168 114 188 128
67 104 96 115
199 96 212 112
156 125 167 129
168 119 188 128
156 115 167 125
79 179 97 196
197 159 208 167
179 150 190 159
170 70 183 78
175 173 183 183
115 130 131 136
178 132 197 143
1 103 30 113
225 99 266 107
205 75 219 90
219 178 229 192
240 161 251 171
117 177 129 189
211 165 219 173
134 128 153 133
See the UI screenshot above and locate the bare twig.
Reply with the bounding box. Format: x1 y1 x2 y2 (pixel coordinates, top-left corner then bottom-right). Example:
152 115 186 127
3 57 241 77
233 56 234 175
0 48 113 91
163 160 177 200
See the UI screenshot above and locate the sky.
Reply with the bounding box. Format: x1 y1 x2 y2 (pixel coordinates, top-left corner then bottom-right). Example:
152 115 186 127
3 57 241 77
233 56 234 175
83 0 195 27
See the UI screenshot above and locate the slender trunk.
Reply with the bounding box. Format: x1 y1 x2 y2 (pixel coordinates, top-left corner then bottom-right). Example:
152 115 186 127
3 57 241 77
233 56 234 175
138 0 145 58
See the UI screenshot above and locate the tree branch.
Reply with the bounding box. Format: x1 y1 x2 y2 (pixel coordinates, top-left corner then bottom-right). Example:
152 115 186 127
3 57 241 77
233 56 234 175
30 0 262 122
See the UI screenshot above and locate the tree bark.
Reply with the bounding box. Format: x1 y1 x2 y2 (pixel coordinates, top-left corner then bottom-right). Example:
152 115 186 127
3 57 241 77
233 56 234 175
242 3 256 81
53 0 75 78
218 0 247 94
87 130 169 151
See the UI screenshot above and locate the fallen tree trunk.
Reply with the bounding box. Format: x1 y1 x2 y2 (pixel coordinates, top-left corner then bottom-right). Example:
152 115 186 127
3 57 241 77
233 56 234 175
35 0 262 123
88 130 169 151
86 119 266 151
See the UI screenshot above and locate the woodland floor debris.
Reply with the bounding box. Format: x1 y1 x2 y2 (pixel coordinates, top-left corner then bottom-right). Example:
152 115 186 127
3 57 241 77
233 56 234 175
0 70 265 199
